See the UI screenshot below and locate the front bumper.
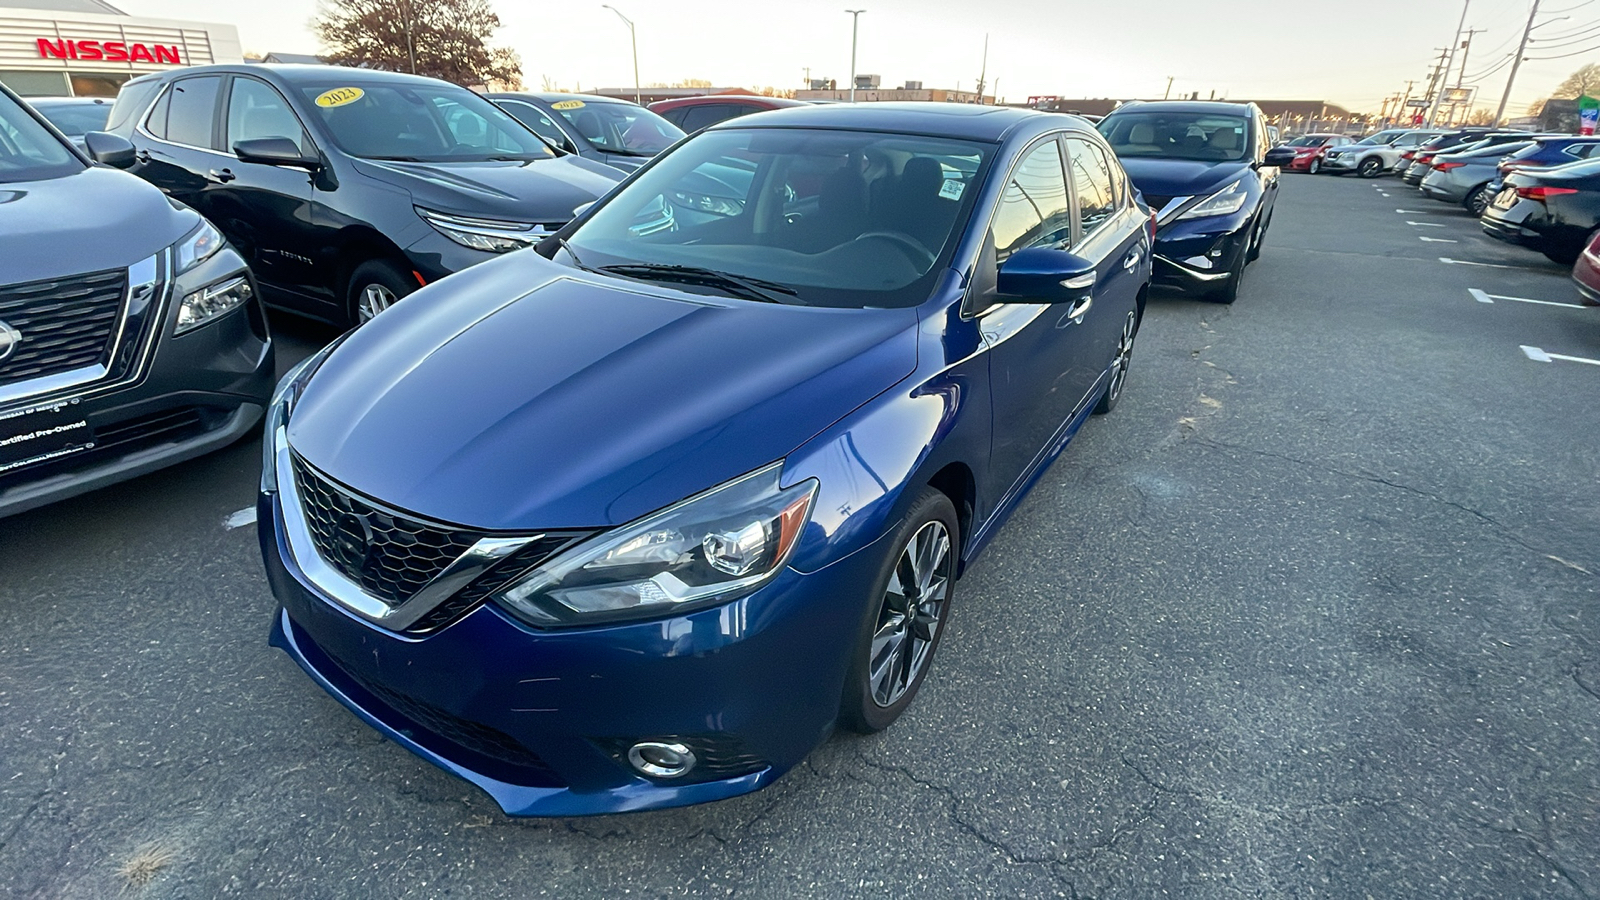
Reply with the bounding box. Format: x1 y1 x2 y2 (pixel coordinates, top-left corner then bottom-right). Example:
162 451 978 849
0 247 274 518
260 481 889 816
1572 247 1600 304
1151 216 1251 291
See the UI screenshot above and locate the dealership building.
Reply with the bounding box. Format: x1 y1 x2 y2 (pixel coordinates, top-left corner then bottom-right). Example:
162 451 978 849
0 0 241 97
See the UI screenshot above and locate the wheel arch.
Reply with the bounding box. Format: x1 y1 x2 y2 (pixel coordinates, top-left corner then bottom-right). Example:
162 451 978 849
332 225 415 299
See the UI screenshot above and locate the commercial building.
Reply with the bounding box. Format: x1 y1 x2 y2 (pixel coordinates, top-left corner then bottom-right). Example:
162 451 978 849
0 0 241 97
796 77 991 104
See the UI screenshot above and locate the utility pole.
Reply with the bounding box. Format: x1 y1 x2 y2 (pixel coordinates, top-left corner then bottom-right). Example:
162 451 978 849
1164 75 1174 100
1451 28 1485 125
845 9 865 102
1495 0 1540 126
1421 48 1450 125
974 34 988 105
1427 0 1471 127
803 66 810 87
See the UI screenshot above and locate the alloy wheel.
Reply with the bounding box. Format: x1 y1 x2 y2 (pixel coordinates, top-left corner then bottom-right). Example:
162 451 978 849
1106 311 1136 404
868 520 953 708
1309 158 1321 174
358 283 397 323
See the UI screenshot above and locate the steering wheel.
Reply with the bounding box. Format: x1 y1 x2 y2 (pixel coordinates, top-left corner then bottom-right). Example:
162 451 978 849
856 230 936 269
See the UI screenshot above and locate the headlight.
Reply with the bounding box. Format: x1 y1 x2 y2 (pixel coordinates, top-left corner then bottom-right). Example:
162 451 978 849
495 464 818 627
173 219 224 274
669 191 743 217
417 207 544 253
176 276 253 334
260 337 345 493
1178 179 1249 220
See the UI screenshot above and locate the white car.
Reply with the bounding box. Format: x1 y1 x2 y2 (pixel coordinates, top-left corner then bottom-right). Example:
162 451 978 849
1321 129 1447 178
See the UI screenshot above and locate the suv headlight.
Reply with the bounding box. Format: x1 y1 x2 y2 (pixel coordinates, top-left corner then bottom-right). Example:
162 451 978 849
417 207 545 253
1178 179 1249 220
171 219 253 334
495 464 818 627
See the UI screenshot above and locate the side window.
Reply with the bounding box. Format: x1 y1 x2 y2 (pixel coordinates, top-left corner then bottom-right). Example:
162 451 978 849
142 85 171 140
500 101 570 149
1065 139 1117 237
226 77 309 154
991 138 1071 262
679 104 735 132
164 76 222 149
107 78 161 136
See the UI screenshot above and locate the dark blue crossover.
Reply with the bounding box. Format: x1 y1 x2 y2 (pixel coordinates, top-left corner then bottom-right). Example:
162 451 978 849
1097 101 1278 303
259 103 1152 815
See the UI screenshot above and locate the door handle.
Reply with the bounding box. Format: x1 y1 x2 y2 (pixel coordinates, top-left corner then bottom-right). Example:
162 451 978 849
207 168 236 184
1123 249 1141 270
135 149 150 163
1065 296 1092 321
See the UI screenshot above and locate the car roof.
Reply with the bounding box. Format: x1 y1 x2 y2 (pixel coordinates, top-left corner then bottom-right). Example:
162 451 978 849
653 95 807 109
136 63 463 88
488 91 636 106
1108 100 1254 116
708 101 1079 142
21 96 108 105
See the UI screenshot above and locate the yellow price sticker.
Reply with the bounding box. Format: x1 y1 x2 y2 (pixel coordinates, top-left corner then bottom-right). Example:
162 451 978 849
550 100 586 110
315 87 365 109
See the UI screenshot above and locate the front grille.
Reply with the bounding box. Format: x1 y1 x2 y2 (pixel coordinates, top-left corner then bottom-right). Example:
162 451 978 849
0 269 126 385
315 639 564 785
403 533 590 635
292 456 483 607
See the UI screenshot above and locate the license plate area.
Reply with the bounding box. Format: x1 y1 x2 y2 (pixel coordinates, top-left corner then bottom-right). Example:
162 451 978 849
1493 188 1517 209
0 399 95 475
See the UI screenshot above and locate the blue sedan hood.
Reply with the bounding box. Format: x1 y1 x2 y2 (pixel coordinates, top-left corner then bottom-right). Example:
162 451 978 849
287 253 920 530
1118 158 1248 198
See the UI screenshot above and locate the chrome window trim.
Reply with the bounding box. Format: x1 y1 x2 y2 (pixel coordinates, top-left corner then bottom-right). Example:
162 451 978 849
0 253 162 408
497 98 579 152
273 428 539 631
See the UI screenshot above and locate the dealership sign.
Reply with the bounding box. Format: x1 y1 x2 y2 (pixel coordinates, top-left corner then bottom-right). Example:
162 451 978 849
36 38 182 65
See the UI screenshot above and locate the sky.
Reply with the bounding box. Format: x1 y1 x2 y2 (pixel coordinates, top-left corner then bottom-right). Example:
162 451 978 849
113 0 1600 117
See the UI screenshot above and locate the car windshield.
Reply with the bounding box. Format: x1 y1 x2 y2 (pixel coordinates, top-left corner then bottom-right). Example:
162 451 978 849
564 127 993 309
31 101 110 137
1285 136 1326 147
1354 130 1403 145
297 81 554 162
549 99 683 155
1099 112 1250 162
0 91 81 183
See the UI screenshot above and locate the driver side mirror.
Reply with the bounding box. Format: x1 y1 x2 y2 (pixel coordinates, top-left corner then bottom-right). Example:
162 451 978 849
1263 146 1296 167
83 131 136 169
996 247 1097 303
233 137 321 171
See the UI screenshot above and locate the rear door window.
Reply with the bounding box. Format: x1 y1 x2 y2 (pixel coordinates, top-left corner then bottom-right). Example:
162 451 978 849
162 76 222 149
1064 137 1118 237
107 78 161 135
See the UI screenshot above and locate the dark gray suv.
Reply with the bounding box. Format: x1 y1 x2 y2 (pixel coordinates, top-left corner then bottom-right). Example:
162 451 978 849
0 82 273 518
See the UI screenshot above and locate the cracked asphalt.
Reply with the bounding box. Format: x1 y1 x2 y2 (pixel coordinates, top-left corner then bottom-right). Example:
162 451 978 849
2 173 1598 898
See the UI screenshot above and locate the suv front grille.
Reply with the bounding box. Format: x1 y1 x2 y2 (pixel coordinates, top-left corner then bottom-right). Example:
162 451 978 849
0 269 127 385
291 456 483 607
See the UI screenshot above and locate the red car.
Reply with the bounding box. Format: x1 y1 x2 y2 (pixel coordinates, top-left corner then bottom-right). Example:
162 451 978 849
1278 133 1354 173
648 95 809 132
1570 229 1600 305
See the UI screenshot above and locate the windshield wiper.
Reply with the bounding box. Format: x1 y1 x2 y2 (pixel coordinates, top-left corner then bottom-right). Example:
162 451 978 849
553 237 595 272
365 154 427 162
598 264 799 304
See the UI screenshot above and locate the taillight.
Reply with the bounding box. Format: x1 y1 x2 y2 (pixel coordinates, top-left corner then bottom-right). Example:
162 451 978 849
1433 161 1465 171
1401 151 1415 160
1417 154 1436 165
1515 185 1579 201
1148 209 1157 240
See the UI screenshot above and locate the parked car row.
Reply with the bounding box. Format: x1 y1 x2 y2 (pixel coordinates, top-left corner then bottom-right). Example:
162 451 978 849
5 66 1204 817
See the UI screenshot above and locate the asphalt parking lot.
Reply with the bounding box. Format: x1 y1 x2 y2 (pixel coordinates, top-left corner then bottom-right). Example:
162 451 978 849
2 171 1598 899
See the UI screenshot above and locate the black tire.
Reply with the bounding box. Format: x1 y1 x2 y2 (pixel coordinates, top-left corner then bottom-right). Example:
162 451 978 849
1094 309 1139 415
1543 244 1582 266
1464 184 1493 218
1357 157 1383 178
1246 210 1270 263
1204 241 1248 304
346 259 416 327
839 488 960 734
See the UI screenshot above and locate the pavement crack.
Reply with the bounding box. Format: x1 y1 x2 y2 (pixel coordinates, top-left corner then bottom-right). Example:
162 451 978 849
1466 815 1594 898
1574 663 1600 704
0 791 46 859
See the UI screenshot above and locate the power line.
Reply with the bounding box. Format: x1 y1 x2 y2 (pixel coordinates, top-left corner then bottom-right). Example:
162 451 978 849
1528 41 1600 57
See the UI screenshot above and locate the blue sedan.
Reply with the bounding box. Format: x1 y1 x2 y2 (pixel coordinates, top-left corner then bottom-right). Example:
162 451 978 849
258 103 1153 816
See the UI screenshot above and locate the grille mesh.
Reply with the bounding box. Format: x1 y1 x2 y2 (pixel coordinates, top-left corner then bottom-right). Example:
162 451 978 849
0 269 126 385
292 456 482 607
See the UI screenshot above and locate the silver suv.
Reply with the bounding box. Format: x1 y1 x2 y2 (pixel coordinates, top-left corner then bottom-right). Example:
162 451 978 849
1321 129 1446 178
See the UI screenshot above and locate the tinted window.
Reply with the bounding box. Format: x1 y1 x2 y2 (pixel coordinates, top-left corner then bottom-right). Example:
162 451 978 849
678 104 739 132
1065 138 1117 236
498 100 570 148
1099 112 1250 162
0 90 80 182
142 85 171 139
993 139 1071 260
550 100 682 155
106 78 160 135
227 78 308 153
32 101 109 137
297 81 553 162
164 76 221 148
568 127 992 308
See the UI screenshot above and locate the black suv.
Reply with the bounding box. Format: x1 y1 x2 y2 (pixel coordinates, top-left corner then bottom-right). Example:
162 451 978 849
108 65 630 326
0 82 272 518
1097 101 1279 303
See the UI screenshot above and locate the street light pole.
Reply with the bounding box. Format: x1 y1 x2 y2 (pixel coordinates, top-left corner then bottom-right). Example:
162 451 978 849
1495 0 1541 126
1427 0 1471 127
845 9 865 103
602 5 640 105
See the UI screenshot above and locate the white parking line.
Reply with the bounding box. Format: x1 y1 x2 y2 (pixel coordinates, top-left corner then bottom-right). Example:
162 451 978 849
1522 345 1600 366
1406 221 1447 227
1469 288 1586 308
1419 236 1458 243
223 507 257 530
1439 257 1534 269
1396 209 1435 214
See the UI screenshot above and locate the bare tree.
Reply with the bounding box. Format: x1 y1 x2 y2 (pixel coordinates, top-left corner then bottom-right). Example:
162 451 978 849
1465 108 1496 125
1552 63 1600 99
314 0 521 88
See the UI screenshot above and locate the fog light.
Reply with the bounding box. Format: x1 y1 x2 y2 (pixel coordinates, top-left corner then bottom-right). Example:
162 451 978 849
177 276 253 333
627 741 697 778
